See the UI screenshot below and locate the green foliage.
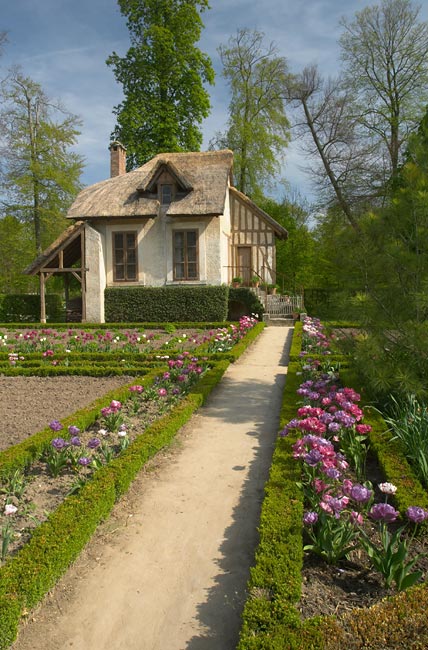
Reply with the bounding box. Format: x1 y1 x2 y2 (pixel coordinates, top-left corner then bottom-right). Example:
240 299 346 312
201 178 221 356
0 218 37 293
106 0 214 167
0 293 63 323
214 29 290 198
227 287 264 320
339 369 428 516
104 285 229 322
383 395 428 489
319 584 428 649
0 70 83 254
342 110 428 400
360 521 423 592
257 196 315 293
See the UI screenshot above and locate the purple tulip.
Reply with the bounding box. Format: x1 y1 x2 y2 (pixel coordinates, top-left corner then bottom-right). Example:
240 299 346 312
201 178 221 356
49 420 63 432
68 425 80 436
303 511 318 526
70 436 82 447
78 457 91 466
304 449 323 466
51 437 67 450
323 467 341 480
369 503 399 523
406 506 428 524
350 484 372 503
87 437 101 449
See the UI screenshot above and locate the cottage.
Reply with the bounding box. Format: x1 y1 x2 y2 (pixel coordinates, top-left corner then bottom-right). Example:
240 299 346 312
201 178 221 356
25 145 288 322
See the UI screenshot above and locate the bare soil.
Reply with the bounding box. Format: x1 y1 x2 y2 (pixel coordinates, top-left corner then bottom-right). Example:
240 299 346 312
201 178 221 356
0 376 134 451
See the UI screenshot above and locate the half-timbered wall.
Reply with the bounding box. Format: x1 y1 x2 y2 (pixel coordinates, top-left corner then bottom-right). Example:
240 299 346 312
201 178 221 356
229 191 276 284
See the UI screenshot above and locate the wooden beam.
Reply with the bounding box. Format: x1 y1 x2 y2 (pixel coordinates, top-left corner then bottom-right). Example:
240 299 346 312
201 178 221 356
40 273 46 324
38 267 86 273
81 226 87 321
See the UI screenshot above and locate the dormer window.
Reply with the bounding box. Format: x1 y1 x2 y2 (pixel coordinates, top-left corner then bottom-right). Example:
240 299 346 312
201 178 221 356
160 183 173 205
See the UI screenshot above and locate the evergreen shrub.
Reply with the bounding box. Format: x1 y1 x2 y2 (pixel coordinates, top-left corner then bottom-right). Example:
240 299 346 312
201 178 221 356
227 287 264 320
105 286 229 322
0 294 63 323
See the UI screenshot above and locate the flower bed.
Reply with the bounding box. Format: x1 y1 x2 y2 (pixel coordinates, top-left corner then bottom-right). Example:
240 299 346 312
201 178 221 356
0 317 264 649
0 317 260 376
238 317 428 650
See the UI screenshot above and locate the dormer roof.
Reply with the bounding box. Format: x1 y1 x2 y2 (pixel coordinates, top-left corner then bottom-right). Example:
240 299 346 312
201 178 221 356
137 159 193 194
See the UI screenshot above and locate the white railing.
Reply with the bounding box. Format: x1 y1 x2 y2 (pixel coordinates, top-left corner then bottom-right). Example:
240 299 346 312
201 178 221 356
265 293 304 317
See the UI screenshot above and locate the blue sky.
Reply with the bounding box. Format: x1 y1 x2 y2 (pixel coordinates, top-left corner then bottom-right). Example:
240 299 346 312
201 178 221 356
2 0 427 203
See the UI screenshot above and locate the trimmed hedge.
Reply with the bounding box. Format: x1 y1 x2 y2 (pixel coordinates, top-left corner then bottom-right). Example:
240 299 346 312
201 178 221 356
0 294 63 323
0 321 230 330
105 286 229 322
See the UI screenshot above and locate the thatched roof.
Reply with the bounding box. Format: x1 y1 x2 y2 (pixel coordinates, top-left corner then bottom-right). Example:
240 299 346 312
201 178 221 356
230 187 288 240
67 150 234 219
24 221 85 275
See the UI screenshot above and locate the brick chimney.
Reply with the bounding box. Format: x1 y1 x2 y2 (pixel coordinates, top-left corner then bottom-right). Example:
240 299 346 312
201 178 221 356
109 141 127 177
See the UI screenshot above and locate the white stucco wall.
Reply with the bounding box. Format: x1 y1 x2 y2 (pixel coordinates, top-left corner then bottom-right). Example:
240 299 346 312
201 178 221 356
95 213 224 289
84 225 106 323
219 187 232 283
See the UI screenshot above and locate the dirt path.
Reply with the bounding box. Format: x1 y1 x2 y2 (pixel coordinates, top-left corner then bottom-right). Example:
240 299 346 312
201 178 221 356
11 326 293 650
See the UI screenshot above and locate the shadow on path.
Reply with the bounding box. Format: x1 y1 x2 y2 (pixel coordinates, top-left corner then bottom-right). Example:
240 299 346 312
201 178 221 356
185 327 293 649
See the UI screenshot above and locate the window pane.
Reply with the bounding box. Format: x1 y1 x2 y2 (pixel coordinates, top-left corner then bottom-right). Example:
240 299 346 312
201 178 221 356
161 184 172 204
187 263 198 279
175 263 185 279
114 233 124 248
115 265 125 280
187 231 197 246
126 264 136 280
126 233 136 249
174 247 184 263
174 232 184 247
187 247 197 263
173 230 198 281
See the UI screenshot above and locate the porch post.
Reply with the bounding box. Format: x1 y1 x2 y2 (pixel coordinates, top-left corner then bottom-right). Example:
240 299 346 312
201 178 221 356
81 227 86 322
40 272 46 323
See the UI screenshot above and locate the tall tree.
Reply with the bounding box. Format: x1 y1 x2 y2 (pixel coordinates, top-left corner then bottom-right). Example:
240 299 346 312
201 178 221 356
258 194 315 293
0 216 36 293
340 108 428 398
213 28 290 198
285 66 369 230
107 0 214 168
0 70 84 255
340 0 428 182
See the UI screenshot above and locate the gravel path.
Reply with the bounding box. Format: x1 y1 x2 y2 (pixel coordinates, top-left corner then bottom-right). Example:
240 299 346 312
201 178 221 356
11 326 293 650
